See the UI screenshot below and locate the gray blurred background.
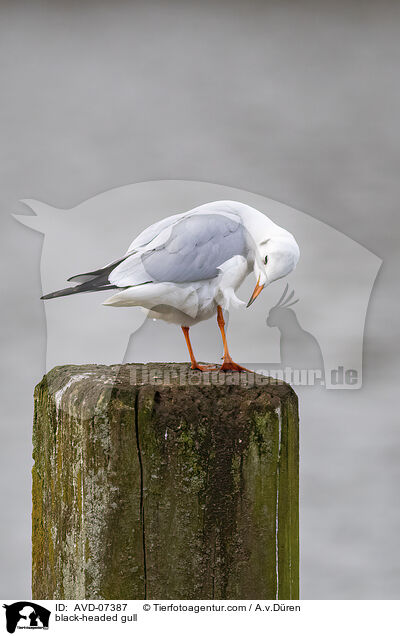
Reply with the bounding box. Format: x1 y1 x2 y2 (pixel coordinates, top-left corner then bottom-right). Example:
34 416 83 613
1 0 399 599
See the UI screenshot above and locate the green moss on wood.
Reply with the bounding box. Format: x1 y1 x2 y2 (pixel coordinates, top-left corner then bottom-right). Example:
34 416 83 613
32 363 299 600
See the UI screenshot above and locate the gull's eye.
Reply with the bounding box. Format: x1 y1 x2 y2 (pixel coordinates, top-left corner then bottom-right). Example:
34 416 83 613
264 255 268 265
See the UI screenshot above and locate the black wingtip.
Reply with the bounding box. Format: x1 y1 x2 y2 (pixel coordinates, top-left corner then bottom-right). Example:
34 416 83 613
40 287 77 300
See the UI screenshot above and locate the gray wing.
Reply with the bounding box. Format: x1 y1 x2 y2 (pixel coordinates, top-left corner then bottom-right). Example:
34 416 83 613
110 213 247 286
143 214 247 282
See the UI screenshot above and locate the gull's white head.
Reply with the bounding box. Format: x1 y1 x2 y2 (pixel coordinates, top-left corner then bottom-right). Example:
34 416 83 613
247 233 300 307
191 200 300 307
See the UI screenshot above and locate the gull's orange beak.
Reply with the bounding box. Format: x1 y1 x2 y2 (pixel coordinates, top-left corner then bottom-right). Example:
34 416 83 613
246 276 265 307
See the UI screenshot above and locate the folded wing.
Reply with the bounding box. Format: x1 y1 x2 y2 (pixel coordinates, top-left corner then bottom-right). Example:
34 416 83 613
41 211 247 300
109 213 247 286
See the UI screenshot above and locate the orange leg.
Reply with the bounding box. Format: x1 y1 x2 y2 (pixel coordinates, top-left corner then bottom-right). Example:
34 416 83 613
181 326 218 372
217 306 251 372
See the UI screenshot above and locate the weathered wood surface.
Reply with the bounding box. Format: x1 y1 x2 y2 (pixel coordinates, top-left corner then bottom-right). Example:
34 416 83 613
32 363 299 600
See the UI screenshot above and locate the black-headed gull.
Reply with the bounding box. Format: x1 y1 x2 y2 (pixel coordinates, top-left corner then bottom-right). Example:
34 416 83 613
41 200 299 371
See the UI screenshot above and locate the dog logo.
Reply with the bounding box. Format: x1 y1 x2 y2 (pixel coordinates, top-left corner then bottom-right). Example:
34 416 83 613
3 602 50 633
13 180 382 388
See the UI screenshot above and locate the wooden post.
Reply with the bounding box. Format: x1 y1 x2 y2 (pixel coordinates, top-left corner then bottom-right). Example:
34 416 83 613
32 363 299 600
